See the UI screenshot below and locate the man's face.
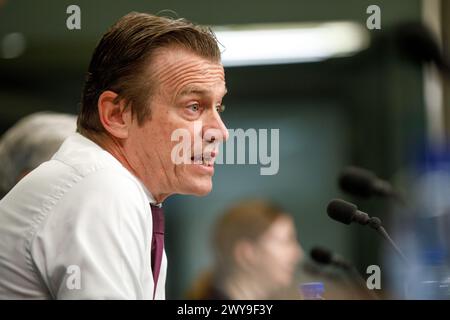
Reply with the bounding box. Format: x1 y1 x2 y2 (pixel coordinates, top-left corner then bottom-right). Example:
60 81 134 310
125 47 228 200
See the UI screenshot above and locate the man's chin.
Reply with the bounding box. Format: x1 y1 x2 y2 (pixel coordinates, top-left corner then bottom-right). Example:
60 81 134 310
192 185 212 196
183 181 213 196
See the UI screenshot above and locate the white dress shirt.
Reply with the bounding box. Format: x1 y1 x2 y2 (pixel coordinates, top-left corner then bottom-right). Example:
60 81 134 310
0 133 166 299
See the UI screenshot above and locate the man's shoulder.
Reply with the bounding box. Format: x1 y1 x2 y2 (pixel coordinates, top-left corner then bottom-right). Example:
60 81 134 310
1 133 151 232
8 158 148 219
28 160 151 245
48 133 148 199
70 165 147 203
52 133 125 177
7 135 150 217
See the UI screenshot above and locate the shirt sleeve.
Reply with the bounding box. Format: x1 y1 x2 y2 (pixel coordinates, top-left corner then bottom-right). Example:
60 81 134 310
30 168 153 299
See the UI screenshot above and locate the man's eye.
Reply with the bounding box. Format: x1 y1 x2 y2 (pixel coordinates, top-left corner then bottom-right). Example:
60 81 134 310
187 104 200 112
216 104 225 113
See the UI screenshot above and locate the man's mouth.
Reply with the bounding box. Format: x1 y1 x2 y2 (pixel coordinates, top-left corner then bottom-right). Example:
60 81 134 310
190 154 215 166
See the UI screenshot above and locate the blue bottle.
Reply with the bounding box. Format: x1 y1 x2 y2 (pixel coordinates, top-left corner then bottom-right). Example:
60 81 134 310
299 282 325 300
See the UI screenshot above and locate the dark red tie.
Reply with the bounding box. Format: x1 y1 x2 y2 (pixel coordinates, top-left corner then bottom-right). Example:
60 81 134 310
150 203 164 298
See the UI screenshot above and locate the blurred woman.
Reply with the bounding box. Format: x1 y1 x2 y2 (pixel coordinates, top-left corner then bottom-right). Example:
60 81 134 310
188 199 303 299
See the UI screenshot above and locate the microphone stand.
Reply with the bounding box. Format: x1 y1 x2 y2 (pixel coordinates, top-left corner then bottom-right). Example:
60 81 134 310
367 217 409 265
367 217 410 299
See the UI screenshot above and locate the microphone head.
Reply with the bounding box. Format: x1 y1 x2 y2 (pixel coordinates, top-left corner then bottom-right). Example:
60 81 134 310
327 199 357 225
311 246 353 270
393 22 445 68
338 166 376 198
310 247 333 265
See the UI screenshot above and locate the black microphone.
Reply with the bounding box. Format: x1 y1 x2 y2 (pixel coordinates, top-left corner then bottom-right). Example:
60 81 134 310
327 198 379 228
393 22 450 76
310 246 379 299
310 246 351 270
338 166 405 204
327 199 408 264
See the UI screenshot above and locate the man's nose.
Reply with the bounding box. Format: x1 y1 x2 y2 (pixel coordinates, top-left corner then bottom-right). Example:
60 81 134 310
203 109 229 143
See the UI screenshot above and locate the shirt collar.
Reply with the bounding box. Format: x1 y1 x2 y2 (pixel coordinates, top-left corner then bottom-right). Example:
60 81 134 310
71 133 161 206
136 178 159 206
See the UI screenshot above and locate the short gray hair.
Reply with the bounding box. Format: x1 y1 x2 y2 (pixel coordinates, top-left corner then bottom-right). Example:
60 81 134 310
0 112 77 197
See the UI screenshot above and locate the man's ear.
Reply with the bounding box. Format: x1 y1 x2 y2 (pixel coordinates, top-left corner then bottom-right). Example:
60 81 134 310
97 90 131 139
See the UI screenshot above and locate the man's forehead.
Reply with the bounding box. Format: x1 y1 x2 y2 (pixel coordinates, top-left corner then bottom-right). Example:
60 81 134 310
152 47 224 77
178 83 228 97
150 48 226 96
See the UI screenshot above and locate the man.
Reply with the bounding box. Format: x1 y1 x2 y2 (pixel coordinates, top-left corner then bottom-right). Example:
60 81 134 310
0 12 228 299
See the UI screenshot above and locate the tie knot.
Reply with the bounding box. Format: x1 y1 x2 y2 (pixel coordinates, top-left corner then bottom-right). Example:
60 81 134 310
150 203 164 234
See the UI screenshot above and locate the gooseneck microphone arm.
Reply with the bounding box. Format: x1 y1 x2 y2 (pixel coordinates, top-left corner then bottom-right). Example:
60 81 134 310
327 199 409 265
369 219 409 265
